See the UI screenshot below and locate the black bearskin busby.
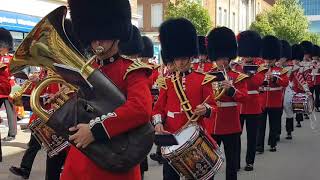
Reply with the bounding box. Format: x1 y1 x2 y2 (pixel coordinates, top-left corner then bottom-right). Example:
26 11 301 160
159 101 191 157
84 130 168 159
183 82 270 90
159 18 198 61
119 25 143 56
0 28 13 50
198 36 207 55
280 40 292 60
261 35 281 60
68 0 132 45
312 45 320 57
207 27 237 61
291 44 304 61
140 36 154 58
237 30 261 57
300 41 313 55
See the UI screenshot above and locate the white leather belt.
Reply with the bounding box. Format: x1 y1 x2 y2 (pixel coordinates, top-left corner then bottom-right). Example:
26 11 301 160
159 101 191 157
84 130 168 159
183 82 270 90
217 101 238 107
167 111 182 118
248 90 259 95
263 87 283 91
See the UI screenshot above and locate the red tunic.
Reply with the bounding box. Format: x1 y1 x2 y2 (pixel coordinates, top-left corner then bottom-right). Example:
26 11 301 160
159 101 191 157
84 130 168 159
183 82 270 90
290 69 308 93
61 56 152 180
262 66 289 108
192 62 214 73
210 69 248 135
152 71 217 134
0 55 12 98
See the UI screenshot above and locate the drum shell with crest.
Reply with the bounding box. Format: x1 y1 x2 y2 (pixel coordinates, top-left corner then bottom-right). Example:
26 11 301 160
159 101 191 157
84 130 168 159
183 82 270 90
161 124 224 180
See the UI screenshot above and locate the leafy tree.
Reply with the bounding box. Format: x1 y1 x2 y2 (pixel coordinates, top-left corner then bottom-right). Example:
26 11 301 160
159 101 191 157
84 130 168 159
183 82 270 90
304 32 320 45
165 0 212 35
250 0 309 44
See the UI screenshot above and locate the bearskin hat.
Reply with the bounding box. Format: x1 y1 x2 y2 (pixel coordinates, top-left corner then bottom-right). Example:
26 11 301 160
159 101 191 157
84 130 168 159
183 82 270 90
140 36 154 58
207 27 237 61
161 50 170 65
312 45 320 57
159 18 198 61
261 35 281 60
291 44 304 61
237 30 261 57
300 41 313 55
0 28 13 50
198 36 207 55
280 40 292 59
68 0 132 45
119 25 143 56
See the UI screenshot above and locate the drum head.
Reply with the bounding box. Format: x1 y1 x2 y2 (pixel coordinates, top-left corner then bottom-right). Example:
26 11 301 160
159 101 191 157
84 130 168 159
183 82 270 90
162 124 198 155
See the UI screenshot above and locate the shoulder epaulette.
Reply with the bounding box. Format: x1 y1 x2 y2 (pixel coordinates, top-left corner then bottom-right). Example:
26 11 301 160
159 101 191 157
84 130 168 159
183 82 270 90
280 68 289 75
156 76 167 90
234 72 249 84
152 64 161 70
201 73 216 85
211 63 217 70
123 60 153 80
257 65 268 73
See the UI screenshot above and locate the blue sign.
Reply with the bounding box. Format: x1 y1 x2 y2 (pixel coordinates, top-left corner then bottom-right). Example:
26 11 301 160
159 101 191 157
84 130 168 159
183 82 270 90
0 10 41 32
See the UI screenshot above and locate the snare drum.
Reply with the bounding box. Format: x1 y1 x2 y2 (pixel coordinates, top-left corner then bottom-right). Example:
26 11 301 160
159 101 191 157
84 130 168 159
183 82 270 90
161 124 224 180
292 93 314 114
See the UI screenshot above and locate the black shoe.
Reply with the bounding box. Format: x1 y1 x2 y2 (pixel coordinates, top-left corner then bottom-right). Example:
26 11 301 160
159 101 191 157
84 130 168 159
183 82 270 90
244 164 254 171
256 147 264 154
296 123 302 128
9 166 30 179
149 153 166 164
286 134 292 140
304 114 310 119
315 108 320 112
2 136 15 141
269 146 277 152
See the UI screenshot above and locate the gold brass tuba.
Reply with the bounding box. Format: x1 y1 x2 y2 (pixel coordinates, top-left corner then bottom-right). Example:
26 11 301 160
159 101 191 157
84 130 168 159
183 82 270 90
11 6 154 172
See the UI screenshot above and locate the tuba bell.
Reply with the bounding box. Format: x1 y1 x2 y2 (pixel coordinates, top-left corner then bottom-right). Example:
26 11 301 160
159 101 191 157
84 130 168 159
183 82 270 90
11 6 154 172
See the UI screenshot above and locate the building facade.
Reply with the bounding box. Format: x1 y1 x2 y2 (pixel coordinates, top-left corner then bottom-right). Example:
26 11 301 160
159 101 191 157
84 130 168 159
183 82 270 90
299 0 320 33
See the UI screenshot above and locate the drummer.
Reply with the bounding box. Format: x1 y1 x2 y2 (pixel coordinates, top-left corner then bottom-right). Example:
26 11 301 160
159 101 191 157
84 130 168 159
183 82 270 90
152 18 217 180
290 44 311 129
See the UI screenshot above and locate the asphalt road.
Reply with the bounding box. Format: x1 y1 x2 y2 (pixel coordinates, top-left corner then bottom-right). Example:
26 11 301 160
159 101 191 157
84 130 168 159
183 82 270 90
1 111 320 180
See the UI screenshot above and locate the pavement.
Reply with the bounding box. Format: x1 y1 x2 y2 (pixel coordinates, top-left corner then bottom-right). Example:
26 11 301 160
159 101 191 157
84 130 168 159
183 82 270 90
1 109 320 180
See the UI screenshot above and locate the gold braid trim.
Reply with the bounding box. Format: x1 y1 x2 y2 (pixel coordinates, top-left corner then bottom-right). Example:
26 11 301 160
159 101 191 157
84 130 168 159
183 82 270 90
280 68 289 75
234 73 249 84
257 65 268 73
171 72 199 121
123 60 153 80
156 76 167 90
201 73 216 85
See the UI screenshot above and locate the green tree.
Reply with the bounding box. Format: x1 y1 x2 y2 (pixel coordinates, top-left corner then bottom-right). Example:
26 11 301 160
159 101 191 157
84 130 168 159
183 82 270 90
250 0 309 44
165 0 212 35
305 32 320 45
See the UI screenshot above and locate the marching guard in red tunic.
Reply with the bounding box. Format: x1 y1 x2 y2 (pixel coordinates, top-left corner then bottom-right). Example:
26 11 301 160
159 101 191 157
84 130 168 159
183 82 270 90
235 30 267 171
207 27 248 180
61 1 153 180
312 45 320 111
152 18 217 180
256 36 289 153
192 35 214 73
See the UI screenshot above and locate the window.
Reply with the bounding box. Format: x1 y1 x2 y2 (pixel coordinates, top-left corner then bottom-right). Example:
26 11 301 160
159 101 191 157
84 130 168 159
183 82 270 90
218 7 222 26
137 5 143 28
224 9 228 26
151 3 163 28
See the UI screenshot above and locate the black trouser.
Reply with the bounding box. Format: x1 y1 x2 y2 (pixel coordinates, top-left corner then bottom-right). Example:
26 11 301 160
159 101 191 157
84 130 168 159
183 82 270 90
20 134 42 172
286 118 294 134
20 134 66 180
46 151 67 180
140 157 148 179
314 85 320 108
296 113 303 123
163 162 180 180
212 133 239 180
257 108 282 150
0 133 2 162
237 114 260 168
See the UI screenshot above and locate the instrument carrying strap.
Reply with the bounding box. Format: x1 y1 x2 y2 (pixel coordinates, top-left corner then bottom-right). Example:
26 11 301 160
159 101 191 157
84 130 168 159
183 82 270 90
171 72 199 122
